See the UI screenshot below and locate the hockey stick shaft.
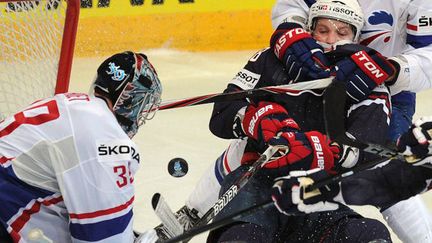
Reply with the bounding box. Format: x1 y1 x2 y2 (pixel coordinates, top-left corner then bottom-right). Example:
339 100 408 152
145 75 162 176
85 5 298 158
194 146 278 230
152 193 183 238
158 77 332 110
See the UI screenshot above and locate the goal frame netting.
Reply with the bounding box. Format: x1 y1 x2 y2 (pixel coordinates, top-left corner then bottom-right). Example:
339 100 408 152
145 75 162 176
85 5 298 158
0 0 79 117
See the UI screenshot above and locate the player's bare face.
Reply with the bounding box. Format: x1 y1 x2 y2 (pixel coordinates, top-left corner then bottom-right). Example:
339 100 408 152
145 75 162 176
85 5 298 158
312 18 355 52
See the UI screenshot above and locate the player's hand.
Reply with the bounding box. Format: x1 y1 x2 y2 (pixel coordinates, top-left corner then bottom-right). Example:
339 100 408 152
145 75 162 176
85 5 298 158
242 101 300 148
397 116 432 165
270 22 330 82
329 44 397 103
271 168 340 216
262 131 340 173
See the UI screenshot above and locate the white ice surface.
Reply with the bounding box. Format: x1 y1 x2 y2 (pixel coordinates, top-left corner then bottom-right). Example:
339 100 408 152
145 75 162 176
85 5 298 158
70 49 432 243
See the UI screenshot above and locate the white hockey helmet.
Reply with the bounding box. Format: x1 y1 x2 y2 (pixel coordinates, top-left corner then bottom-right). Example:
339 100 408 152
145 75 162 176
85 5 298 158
308 0 364 42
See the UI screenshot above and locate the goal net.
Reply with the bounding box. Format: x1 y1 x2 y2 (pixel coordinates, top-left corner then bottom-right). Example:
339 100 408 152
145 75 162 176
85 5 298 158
0 0 79 119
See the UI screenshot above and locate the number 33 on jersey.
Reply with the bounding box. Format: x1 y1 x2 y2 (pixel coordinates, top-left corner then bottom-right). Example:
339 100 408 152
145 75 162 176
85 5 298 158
0 93 140 242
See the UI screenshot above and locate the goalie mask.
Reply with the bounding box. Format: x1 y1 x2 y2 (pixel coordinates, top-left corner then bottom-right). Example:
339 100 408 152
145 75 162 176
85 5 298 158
308 0 364 42
91 51 162 138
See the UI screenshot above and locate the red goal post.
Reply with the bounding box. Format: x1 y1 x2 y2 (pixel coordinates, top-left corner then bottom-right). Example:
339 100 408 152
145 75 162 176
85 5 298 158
0 0 79 119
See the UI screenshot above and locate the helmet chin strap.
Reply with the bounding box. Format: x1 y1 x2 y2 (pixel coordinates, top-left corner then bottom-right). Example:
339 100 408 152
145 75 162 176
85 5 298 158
317 39 353 53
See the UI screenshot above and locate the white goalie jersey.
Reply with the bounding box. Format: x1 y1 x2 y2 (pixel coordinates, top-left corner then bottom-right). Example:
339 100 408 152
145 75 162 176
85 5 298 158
0 93 139 242
272 0 432 95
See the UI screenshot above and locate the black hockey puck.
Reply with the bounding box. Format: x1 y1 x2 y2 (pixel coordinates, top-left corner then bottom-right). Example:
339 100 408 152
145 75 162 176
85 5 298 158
167 157 188 177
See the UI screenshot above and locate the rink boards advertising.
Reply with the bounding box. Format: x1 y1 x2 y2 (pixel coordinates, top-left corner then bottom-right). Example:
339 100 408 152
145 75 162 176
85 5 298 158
75 0 275 56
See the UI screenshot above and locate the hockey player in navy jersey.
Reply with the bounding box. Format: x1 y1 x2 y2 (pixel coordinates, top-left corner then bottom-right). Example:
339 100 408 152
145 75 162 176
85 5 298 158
271 116 432 233
204 0 396 241
271 0 432 241
0 51 162 243
155 0 397 241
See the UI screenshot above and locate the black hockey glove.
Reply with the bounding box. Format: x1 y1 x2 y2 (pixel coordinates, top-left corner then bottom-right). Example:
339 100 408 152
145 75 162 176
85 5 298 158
270 22 330 82
328 44 397 103
397 116 432 165
271 168 341 216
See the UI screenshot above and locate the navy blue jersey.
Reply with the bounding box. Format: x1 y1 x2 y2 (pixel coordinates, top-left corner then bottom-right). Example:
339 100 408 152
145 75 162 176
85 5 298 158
209 48 391 150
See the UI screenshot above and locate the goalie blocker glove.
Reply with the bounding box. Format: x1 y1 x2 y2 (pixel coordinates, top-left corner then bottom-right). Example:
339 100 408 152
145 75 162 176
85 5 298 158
328 44 397 103
270 22 331 82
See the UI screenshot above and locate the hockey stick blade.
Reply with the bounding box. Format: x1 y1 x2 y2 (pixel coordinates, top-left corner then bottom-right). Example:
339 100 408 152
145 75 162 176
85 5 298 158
152 193 183 239
158 77 332 110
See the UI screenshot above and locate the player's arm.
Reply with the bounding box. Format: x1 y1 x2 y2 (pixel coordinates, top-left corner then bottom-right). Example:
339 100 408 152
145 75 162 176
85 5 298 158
209 48 275 139
271 0 310 29
271 163 432 216
387 0 432 95
271 116 432 215
344 84 391 146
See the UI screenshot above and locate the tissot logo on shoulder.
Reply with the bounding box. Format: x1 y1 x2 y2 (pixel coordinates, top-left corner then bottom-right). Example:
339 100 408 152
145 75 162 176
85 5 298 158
236 71 259 83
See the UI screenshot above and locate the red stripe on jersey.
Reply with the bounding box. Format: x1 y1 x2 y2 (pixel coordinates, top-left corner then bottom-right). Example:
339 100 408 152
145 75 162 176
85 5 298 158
407 23 418 31
368 93 391 118
0 156 13 165
9 229 20 243
10 195 63 233
69 196 134 220
223 150 231 174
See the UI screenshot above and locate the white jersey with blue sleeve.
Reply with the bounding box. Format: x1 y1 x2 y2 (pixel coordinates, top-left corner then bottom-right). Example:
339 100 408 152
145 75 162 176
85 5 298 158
0 93 139 242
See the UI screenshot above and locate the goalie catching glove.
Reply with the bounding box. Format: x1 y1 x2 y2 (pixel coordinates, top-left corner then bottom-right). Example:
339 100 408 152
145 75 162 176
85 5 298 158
270 22 331 82
271 168 341 216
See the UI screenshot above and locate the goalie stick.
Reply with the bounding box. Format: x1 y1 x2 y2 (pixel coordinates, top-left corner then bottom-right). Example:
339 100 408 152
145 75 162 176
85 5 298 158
158 77 332 110
152 193 183 239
